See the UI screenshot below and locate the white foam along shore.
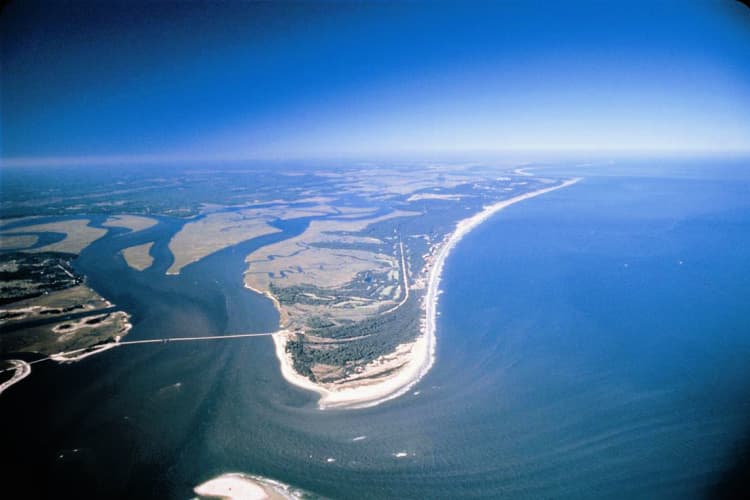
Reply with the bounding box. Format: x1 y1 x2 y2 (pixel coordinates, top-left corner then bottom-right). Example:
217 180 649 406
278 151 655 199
0 359 31 396
49 341 120 363
0 340 124 397
194 472 300 500
271 178 582 410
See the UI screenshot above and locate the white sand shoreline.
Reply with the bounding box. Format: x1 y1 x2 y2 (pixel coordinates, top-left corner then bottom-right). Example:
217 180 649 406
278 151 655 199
0 359 31 396
270 178 582 410
49 341 121 363
194 472 299 500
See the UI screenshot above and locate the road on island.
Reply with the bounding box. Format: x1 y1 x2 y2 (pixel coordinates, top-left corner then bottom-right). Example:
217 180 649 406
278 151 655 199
380 237 410 315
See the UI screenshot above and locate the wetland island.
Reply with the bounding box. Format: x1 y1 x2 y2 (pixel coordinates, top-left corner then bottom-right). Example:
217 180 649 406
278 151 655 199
0 164 577 406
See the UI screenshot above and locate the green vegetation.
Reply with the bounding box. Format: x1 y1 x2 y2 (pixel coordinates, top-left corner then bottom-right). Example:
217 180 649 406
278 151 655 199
270 283 333 306
0 252 81 304
306 316 335 329
1 163 554 384
286 294 422 381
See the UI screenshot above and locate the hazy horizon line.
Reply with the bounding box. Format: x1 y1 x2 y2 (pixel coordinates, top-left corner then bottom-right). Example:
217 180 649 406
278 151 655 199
3 148 750 168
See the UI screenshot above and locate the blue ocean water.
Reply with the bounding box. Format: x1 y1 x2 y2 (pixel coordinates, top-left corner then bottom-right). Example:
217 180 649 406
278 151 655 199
1 159 749 499
430 166 750 498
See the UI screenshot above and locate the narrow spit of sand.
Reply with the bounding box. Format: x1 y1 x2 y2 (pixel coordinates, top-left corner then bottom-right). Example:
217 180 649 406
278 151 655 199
0 360 31 396
194 472 296 500
271 178 582 410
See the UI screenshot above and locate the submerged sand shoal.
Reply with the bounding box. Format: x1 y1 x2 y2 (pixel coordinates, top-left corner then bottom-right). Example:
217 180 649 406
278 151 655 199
271 178 582 410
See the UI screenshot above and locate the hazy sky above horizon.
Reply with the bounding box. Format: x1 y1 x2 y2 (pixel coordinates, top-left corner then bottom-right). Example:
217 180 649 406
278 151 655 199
2 1 750 165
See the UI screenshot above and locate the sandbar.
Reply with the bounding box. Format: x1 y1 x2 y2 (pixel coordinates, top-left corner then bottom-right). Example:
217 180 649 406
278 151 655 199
121 242 155 271
194 473 298 500
1 219 106 254
0 360 31 396
0 234 38 250
103 215 158 232
167 213 281 275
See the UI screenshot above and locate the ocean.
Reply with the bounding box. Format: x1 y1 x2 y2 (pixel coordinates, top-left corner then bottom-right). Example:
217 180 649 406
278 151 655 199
2 159 749 498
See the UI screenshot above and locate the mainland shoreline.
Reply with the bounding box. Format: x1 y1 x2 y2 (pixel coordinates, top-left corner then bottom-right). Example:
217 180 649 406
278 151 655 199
267 177 582 410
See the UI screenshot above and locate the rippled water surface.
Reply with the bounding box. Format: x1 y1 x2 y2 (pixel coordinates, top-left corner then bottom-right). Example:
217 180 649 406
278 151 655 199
3 161 750 499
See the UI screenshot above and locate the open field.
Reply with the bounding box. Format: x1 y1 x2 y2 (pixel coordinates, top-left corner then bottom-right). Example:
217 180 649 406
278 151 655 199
167 212 281 274
1 219 106 254
1 310 131 356
102 214 158 232
0 234 38 250
314 166 475 199
244 210 418 328
121 242 155 271
245 210 418 294
237 202 339 220
0 285 111 326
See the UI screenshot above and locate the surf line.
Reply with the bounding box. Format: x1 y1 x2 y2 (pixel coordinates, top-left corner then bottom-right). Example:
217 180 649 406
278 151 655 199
275 177 582 410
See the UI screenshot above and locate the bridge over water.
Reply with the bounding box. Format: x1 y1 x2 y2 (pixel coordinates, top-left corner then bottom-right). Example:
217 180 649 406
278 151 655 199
0 331 282 395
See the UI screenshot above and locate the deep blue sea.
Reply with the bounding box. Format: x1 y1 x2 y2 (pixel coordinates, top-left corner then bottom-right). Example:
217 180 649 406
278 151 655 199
2 159 749 499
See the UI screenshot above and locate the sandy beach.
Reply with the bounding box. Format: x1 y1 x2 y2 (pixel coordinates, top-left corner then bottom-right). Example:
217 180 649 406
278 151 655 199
272 178 581 410
194 472 298 500
49 341 121 363
0 359 31 396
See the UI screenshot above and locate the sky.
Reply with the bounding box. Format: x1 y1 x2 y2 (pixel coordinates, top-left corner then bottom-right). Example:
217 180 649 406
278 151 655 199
1 0 750 165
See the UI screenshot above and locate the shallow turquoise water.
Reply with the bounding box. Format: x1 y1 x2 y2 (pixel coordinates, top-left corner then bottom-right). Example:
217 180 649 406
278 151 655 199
2 160 749 498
